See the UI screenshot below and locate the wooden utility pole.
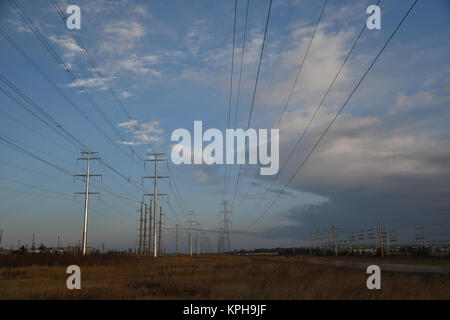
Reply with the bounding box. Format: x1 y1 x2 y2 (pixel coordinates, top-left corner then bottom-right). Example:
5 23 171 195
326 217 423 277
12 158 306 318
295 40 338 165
378 221 384 257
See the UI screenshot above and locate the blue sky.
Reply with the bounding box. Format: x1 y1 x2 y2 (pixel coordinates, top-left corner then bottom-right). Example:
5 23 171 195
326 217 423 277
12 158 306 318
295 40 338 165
0 0 449 251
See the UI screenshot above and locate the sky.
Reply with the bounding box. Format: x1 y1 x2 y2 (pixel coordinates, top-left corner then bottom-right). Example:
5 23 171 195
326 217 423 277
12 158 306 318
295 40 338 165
0 0 449 252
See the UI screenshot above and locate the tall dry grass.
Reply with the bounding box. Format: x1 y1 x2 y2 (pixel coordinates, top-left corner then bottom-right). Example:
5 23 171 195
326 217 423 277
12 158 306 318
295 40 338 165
0 254 449 299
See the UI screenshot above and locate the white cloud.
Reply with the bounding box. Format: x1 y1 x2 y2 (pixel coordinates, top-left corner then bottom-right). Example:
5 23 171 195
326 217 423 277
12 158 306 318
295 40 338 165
120 91 132 98
131 5 149 16
390 90 450 115
100 21 146 54
118 120 138 128
66 76 109 91
7 18 32 34
118 54 162 76
186 20 212 56
118 120 163 146
104 21 145 39
49 35 84 60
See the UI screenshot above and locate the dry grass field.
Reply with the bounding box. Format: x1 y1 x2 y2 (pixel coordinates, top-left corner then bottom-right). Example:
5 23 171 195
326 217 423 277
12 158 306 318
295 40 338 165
1 254 449 299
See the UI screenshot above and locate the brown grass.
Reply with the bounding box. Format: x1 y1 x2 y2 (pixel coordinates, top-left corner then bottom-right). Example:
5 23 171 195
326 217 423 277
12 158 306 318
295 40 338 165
0 254 449 299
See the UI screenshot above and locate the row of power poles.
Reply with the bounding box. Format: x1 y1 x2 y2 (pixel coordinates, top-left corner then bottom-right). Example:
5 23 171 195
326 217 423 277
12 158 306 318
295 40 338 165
138 199 165 256
139 152 168 257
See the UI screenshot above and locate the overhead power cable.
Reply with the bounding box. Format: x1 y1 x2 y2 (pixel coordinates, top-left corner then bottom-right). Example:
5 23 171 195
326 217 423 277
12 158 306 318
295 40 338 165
230 0 273 209
245 0 419 230
240 0 381 217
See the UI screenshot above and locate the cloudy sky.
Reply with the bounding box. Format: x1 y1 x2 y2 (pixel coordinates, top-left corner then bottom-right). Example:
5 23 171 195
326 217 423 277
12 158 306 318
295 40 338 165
0 0 449 251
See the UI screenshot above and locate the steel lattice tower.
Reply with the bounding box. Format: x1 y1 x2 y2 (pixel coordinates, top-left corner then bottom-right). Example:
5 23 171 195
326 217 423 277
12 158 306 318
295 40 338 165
218 200 231 253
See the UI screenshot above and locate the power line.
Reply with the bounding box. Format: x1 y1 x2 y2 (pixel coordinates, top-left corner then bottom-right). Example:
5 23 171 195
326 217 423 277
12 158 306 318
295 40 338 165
232 0 250 131
0 130 76 167
0 26 142 167
48 0 133 122
274 0 328 129
0 186 71 201
230 0 273 209
240 0 382 218
0 135 141 211
0 108 78 155
245 0 419 230
0 160 71 183
0 176 70 198
0 134 73 176
17 0 186 209
8 0 148 169
9 0 183 211
0 73 86 151
222 0 238 201
167 164 190 210
226 0 250 204
0 158 140 209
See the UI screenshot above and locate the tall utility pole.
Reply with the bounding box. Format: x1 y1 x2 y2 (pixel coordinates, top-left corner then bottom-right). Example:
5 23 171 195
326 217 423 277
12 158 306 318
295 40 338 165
175 224 179 255
186 211 195 256
32 233 35 250
378 221 384 258
143 153 169 258
0 229 3 247
148 199 152 254
196 223 200 255
74 151 101 256
143 203 148 255
57 234 60 249
158 206 162 256
138 201 144 255
218 200 231 253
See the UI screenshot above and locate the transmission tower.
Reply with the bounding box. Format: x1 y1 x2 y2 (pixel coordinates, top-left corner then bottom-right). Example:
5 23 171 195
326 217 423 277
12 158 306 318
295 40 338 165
218 200 231 253
186 210 195 256
74 151 101 256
